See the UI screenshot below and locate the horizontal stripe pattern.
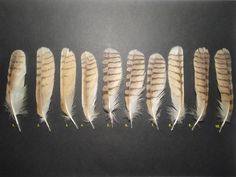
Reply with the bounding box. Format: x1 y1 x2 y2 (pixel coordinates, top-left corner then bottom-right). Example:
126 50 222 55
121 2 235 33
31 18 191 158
125 49 145 110
103 48 122 112
215 48 233 108
194 47 209 101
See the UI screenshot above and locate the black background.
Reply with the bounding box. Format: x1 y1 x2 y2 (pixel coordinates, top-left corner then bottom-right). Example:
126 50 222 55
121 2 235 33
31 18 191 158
0 0 235 176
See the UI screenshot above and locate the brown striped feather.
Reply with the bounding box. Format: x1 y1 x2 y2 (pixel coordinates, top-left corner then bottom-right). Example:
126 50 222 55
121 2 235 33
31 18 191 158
192 47 210 130
102 48 122 127
36 47 55 131
5 50 26 132
81 51 98 129
60 48 78 129
215 48 233 132
168 46 185 131
146 53 166 129
125 49 145 128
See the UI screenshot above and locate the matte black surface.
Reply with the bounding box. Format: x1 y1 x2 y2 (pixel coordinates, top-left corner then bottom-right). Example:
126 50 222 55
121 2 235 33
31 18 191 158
0 0 235 176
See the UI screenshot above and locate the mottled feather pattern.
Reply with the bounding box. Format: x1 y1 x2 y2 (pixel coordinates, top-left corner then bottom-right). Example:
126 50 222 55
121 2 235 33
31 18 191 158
168 46 185 131
60 48 78 129
103 48 122 127
36 47 55 131
146 53 166 129
5 50 26 132
125 49 145 128
215 48 234 132
81 51 98 129
192 47 210 130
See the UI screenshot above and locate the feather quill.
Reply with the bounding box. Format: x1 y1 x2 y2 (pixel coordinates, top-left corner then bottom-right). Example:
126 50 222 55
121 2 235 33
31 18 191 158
146 53 166 129
5 50 26 132
214 48 234 133
60 48 78 129
103 48 122 127
36 47 55 131
192 47 210 130
125 49 145 128
81 51 98 129
168 46 185 131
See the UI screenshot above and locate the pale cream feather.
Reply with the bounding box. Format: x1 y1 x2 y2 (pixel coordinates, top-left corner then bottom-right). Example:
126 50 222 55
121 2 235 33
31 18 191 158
103 48 122 127
146 53 166 129
192 47 210 130
36 47 55 131
125 49 145 128
5 50 26 132
215 48 233 133
168 46 185 131
60 48 78 129
81 51 98 129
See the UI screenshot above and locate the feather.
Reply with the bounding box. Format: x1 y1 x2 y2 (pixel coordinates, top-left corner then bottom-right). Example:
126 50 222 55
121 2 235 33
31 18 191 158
168 46 185 131
5 50 26 132
214 48 233 133
125 49 145 128
146 53 166 129
192 47 210 130
81 51 98 129
60 48 78 129
36 47 55 131
103 48 122 127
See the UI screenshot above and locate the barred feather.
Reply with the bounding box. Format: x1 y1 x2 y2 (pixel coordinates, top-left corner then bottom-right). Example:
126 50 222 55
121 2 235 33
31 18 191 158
60 48 78 129
146 53 166 129
168 46 185 131
215 48 233 133
81 51 98 129
125 49 145 128
192 47 210 130
103 48 122 127
5 50 26 132
36 47 55 131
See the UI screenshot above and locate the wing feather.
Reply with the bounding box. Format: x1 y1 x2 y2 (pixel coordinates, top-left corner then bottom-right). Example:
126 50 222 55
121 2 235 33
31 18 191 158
36 47 55 131
168 46 185 131
5 50 26 132
81 51 98 129
60 48 78 129
103 48 122 127
146 53 166 129
215 48 233 132
125 49 145 128
192 47 210 130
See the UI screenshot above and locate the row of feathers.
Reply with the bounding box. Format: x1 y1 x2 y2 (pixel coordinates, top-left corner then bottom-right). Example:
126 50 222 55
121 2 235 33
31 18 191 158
4 47 233 132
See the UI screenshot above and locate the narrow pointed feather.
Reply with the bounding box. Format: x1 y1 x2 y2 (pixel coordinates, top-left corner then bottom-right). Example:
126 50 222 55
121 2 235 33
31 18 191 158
192 47 210 130
168 46 185 131
81 51 98 129
5 50 26 132
214 48 233 133
146 53 166 129
60 48 78 129
36 47 55 131
103 48 122 127
125 49 145 128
